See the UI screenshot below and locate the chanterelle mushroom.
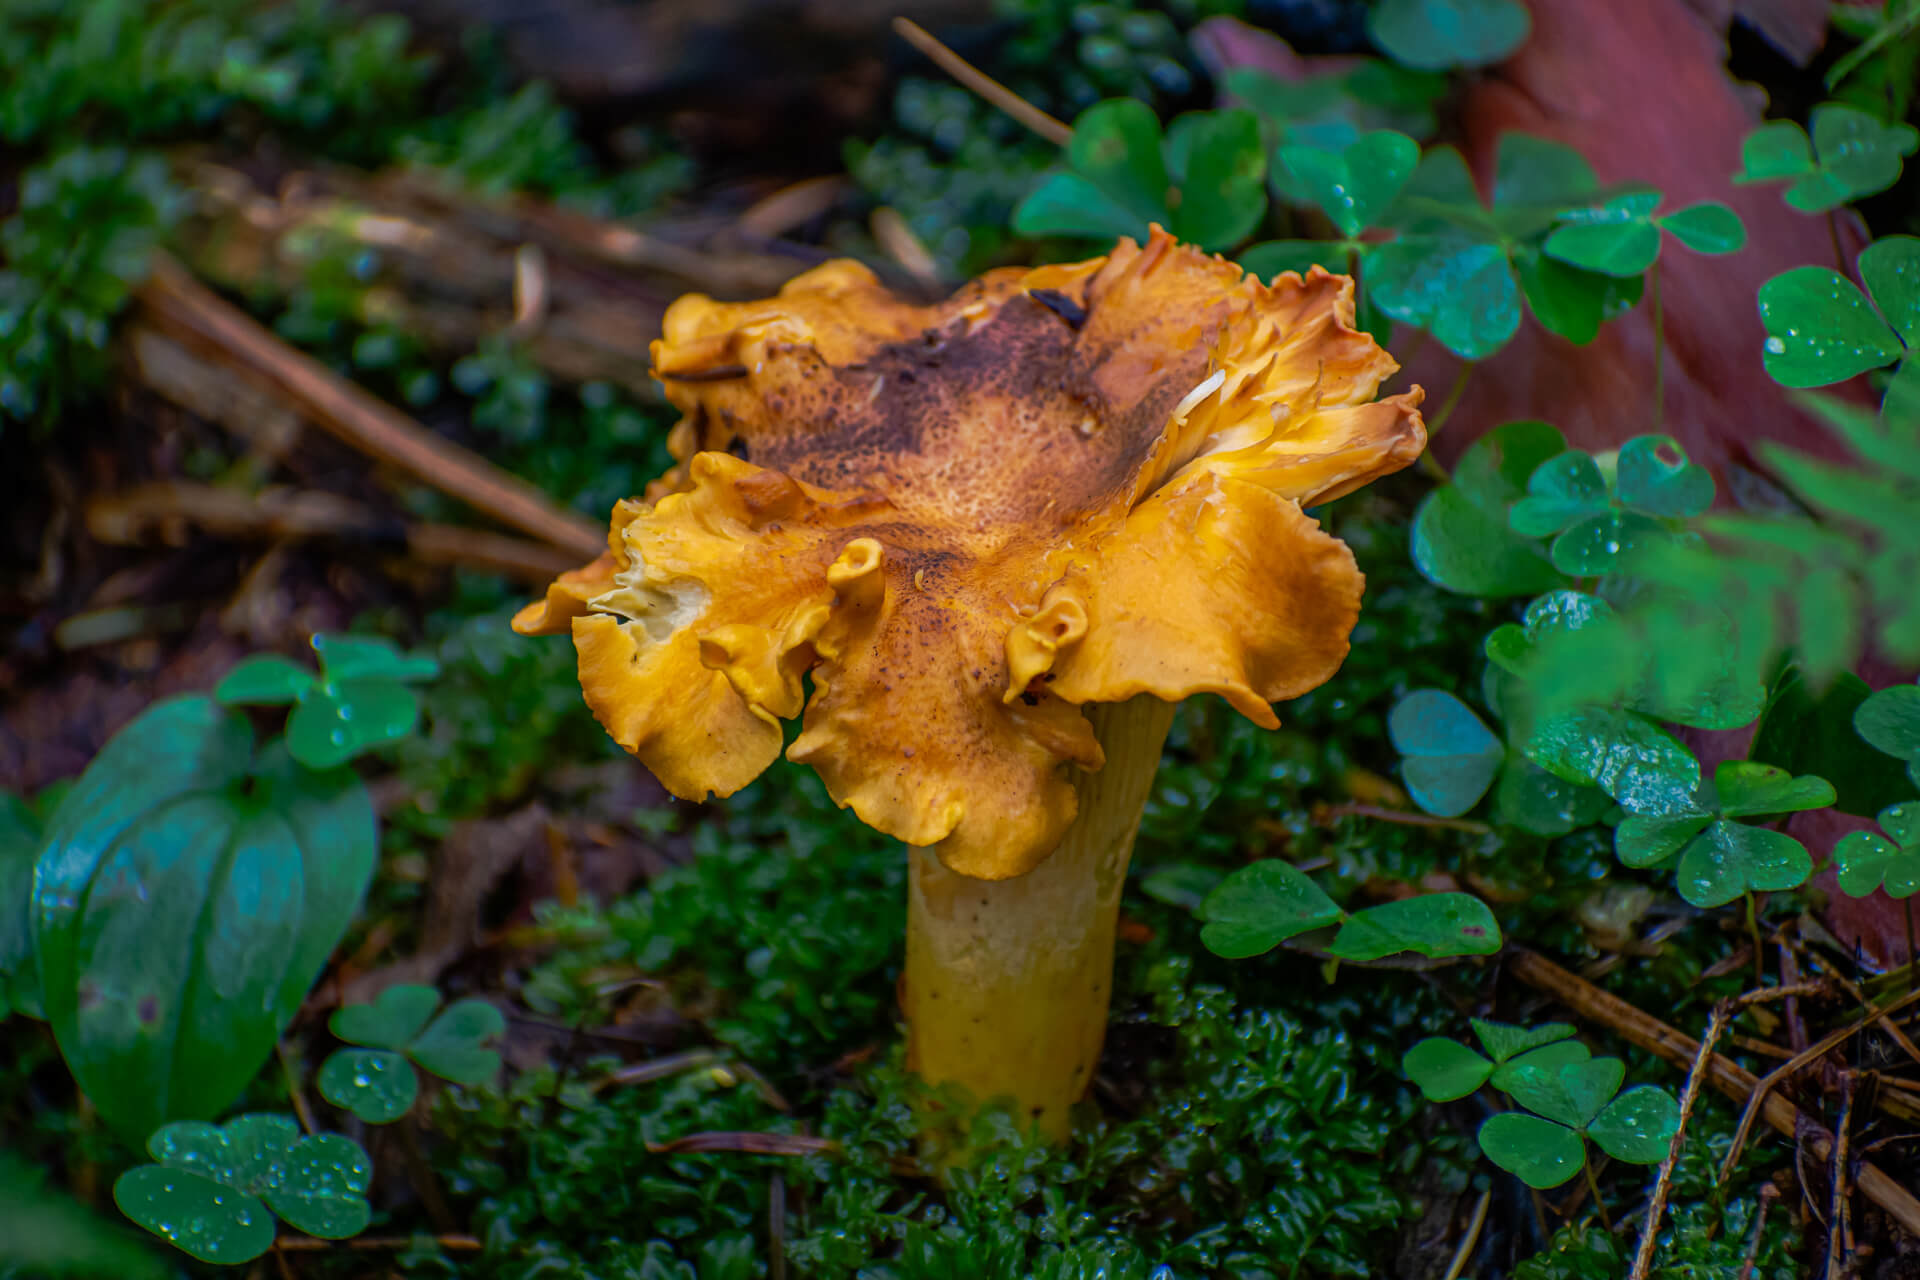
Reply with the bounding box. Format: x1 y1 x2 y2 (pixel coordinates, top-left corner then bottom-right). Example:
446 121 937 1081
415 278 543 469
517 228 1424 1140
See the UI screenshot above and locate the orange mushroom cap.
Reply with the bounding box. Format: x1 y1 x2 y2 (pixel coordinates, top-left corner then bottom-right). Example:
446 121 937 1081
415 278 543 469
516 228 1425 879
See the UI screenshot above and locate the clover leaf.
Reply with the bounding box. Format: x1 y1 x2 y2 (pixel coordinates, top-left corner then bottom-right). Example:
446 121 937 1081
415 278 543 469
320 984 504 1123
1857 680 1920 787
1014 101 1267 251
1366 0 1531 71
1735 104 1918 212
218 633 438 770
1277 130 1419 239
1760 237 1918 395
1835 802 1920 898
1615 761 1833 908
1199 866 1500 961
1223 61 1449 153
1506 436 1710 574
114 1114 371 1264
1410 419 1568 597
1388 689 1504 817
1543 195 1745 277
1751 667 1919 816
1525 705 1700 815
1404 1020 1582 1103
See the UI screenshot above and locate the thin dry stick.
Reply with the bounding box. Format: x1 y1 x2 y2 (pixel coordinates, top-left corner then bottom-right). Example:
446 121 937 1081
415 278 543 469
891 18 1073 146
1736 1183 1780 1280
137 253 605 560
1630 1000 1731 1279
1721 986 1920 1183
1313 801 1491 834
1829 1072 1855 1279
1440 1187 1491 1280
1505 949 1920 1239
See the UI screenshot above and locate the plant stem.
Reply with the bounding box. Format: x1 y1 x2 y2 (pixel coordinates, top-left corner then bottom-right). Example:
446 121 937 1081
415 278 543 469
903 695 1176 1144
1649 261 1665 434
1415 362 1475 483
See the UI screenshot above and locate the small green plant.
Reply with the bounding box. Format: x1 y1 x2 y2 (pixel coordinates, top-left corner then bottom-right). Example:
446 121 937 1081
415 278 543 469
1404 1020 1680 1188
1858 679 1920 786
1734 103 1917 212
1826 0 1920 119
216 632 439 769
3 633 433 1144
1834 802 1920 897
318 983 505 1123
1196 859 1501 961
113 1114 371 1264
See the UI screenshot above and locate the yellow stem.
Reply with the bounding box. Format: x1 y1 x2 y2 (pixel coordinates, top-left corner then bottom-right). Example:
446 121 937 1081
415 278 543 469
903 695 1176 1143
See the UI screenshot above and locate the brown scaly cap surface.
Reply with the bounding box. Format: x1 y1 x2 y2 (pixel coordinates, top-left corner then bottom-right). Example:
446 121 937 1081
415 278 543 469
516 228 1425 878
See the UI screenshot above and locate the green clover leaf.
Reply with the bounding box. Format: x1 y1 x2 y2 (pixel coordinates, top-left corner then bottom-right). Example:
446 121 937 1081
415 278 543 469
1857 681 1920 787
1490 1039 1592 1094
1277 130 1419 239
1834 802 1920 898
114 1114 370 1264
1364 234 1520 360
316 1047 417 1124
218 634 436 771
1751 667 1919 817
1657 202 1748 255
329 984 504 1088
1477 1112 1587 1188
1500 1057 1623 1129
1388 689 1504 818
1614 435 1715 517
1507 437 1710 574
1366 0 1531 71
1735 104 1918 212
1759 237 1919 392
1014 101 1267 252
1403 1036 1495 1102
1410 419 1568 597
1543 192 1663 277
1585 1085 1682 1163
1327 893 1501 961
1525 705 1699 814
1616 762 1832 907
1470 1019 1578 1065
1198 860 1343 959
214 656 317 706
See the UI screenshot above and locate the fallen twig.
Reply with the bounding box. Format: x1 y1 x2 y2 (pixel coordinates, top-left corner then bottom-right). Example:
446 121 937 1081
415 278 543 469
1440 1188 1490 1280
137 253 605 560
1311 801 1491 834
890 18 1073 147
646 1131 839 1157
1506 949 1920 1239
1630 1000 1730 1279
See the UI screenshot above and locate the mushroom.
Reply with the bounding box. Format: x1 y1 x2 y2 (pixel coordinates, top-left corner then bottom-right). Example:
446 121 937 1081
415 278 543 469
515 229 1424 1140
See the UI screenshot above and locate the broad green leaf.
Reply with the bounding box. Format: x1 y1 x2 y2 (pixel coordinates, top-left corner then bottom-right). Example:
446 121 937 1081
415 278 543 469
1238 239 1342 281
112 1166 274 1265
32 704 373 1144
1198 860 1343 959
1170 109 1268 249
1492 134 1598 224
1509 451 1608 536
332 983 440 1049
1328 893 1500 961
1278 130 1418 238
317 1047 417 1123
1013 172 1148 243
0 794 41 1019
1750 669 1917 817
1367 0 1531 71
1403 1036 1493 1101
1734 121 1814 183
1500 1056 1624 1128
1548 509 1664 576
310 633 437 684
1388 690 1504 817
1478 1112 1585 1188
1586 1086 1681 1163
1757 266 1902 386
1712 761 1836 817
1471 1019 1576 1064
1615 435 1713 517
263 1133 371 1239
214 655 315 706
1657 202 1747 255
1860 235 1920 349
1675 823 1814 907
407 998 505 1084
1067 98 1169 227
1525 706 1699 813
1363 235 1520 359
1857 684 1920 787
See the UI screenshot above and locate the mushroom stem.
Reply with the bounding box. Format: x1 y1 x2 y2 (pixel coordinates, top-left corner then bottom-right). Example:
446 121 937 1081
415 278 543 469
903 694 1177 1143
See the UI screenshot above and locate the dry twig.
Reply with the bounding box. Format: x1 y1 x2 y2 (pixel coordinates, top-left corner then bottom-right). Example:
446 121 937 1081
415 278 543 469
890 18 1073 146
1630 1001 1730 1279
